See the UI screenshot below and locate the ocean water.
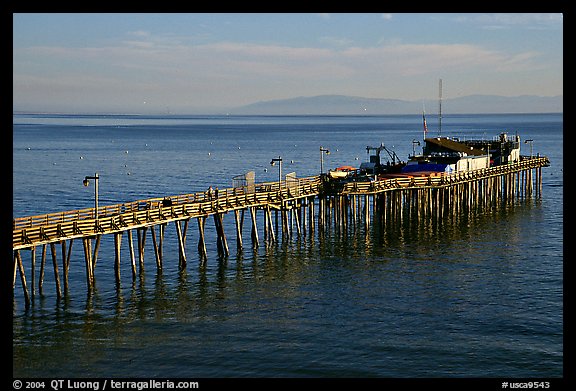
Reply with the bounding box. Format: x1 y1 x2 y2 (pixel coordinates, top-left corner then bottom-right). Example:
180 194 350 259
12 113 563 378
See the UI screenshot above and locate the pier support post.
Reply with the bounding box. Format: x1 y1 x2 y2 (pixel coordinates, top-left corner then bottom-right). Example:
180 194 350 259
60 240 72 293
137 227 147 270
30 246 36 298
175 220 187 268
82 238 94 289
294 204 301 237
65 240 73 293
127 229 137 279
214 213 230 258
250 207 259 248
92 235 101 270
265 207 276 243
49 243 62 299
114 232 122 285
197 216 207 259
151 225 162 271
14 250 30 309
281 205 290 240
308 196 315 235
364 195 370 228
234 209 244 251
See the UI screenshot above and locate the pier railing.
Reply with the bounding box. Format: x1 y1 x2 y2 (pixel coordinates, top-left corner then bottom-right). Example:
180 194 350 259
13 176 322 250
340 156 550 194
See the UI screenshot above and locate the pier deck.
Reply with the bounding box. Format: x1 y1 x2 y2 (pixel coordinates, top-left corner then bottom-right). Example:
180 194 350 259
12 156 549 308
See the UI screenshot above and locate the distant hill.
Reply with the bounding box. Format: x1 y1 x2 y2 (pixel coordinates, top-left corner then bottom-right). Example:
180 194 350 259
228 94 563 115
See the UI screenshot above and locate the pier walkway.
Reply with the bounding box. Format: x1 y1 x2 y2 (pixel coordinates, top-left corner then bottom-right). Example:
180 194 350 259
12 156 549 308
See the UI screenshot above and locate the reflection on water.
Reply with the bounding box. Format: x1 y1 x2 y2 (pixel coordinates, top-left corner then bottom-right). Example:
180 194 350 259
14 197 561 377
14 196 537 318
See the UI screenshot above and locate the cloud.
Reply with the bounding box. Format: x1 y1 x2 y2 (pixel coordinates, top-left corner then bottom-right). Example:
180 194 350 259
128 30 151 37
19 37 543 76
455 13 563 30
318 36 355 47
13 33 553 110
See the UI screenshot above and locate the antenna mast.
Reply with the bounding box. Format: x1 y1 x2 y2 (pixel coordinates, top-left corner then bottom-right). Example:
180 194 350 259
438 78 442 136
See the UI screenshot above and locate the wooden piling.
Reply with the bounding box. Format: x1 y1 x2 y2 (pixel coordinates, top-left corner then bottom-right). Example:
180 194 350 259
137 227 147 270
49 242 61 299
30 246 36 298
234 209 243 251
197 216 207 259
175 220 187 267
114 232 122 285
127 229 137 279
214 212 230 257
82 238 94 289
266 207 276 243
151 225 162 270
14 250 30 308
250 207 259 248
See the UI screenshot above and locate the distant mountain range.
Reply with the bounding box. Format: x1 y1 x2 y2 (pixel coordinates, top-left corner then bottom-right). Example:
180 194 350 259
228 94 563 115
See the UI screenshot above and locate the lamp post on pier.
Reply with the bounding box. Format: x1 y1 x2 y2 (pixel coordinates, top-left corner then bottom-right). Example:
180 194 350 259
411 139 420 158
524 139 534 158
270 156 283 191
83 173 99 220
319 146 330 175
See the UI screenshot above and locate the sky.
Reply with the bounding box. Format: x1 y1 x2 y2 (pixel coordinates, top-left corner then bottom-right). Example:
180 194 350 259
12 13 563 114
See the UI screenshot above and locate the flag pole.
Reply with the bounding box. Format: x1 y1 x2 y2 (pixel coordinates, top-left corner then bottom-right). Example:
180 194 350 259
422 102 428 141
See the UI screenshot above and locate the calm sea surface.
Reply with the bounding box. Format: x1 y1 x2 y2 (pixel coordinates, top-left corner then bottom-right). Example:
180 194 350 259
12 113 563 378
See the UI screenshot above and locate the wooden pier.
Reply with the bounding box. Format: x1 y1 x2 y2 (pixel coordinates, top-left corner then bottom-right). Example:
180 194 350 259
12 156 549 308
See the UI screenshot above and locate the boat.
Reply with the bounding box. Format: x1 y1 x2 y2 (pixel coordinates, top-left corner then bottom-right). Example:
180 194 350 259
323 143 404 186
358 143 406 176
328 165 357 179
